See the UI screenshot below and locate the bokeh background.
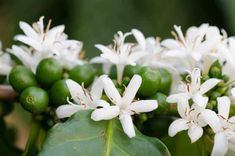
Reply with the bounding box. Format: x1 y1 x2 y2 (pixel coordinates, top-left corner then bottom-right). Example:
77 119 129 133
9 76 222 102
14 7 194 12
1 0 235 155
0 0 234 57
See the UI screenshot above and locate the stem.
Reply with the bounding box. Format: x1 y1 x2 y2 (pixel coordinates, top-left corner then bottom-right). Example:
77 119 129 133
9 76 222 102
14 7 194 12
0 85 17 101
117 65 124 85
22 116 40 156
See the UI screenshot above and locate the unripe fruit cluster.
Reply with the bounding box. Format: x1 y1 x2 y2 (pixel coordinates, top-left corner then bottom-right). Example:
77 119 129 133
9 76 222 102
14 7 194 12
9 58 96 114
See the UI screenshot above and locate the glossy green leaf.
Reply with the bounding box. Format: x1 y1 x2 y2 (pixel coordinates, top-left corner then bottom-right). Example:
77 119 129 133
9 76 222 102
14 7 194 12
39 110 170 156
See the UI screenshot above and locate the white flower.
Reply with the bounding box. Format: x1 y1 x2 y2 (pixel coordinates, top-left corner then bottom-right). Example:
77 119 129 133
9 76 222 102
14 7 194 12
167 68 220 107
91 31 146 84
14 16 67 55
99 74 158 138
217 37 235 81
0 42 12 75
54 40 85 70
13 16 84 71
8 45 41 72
168 98 207 143
162 24 222 73
56 76 119 119
202 96 235 156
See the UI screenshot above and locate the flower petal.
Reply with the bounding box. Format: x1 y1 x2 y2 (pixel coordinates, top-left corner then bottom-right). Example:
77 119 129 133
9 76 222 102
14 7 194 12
177 98 190 118
91 106 119 121
132 29 146 49
192 93 208 108
130 100 158 113
19 21 38 39
119 114 135 138
168 119 188 137
14 35 42 51
122 75 142 105
90 75 105 101
66 79 91 105
199 78 220 94
217 96 230 119
231 88 235 98
202 109 222 133
211 132 228 156
56 104 84 118
166 93 190 103
95 44 114 55
188 124 203 143
102 76 121 105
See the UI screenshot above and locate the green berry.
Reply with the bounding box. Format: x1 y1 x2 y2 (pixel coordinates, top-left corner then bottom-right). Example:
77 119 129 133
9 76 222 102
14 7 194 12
20 87 49 114
36 58 63 87
69 64 96 87
149 92 169 114
209 60 222 78
9 66 37 92
124 65 142 78
138 67 161 97
158 68 172 94
49 80 71 106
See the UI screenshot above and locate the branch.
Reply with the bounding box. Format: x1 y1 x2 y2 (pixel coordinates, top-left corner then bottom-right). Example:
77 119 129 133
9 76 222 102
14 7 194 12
0 85 18 101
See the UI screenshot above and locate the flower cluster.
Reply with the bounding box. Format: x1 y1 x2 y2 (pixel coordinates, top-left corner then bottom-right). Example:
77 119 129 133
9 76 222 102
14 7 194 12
56 75 158 138
2 17 235 156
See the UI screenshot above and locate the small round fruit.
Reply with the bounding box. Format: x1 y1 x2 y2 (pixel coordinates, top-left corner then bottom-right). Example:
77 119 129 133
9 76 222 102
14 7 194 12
9 66 37 92
49 80 71 106
138 67 161 97
69 64 96 87
20 87 49 114
36 58 63 87
124 65 142 78
149 92 169 114
158 68 172 94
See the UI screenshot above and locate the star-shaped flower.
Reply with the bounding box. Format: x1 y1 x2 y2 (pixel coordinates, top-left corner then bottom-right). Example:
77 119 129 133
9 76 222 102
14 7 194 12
56 75 119 119
162 24 222 73
167 68 220 107
168 98 207 143
98 74 158 138
202 96 235 156
0 42 12 76
91 31 146 84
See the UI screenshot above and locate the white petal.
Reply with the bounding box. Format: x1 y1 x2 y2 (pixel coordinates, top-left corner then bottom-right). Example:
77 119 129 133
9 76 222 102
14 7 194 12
90 75 105 100
130 100 158 113
202 109 222 133
166 93 190 103
188 124 203 143
217 96 230 119
65 79 91 105
161 39 181 49
91 106 119 121
231 88 235 98
132 29 146 49
56 104 84 118
119 114 135 138
90 56 109 64
102 76 121 105
19 21 38 39
192 93 208 108
14 35 42 51
168 119 188 137
199 78 220 94
128 52 147 63
177 98 190 118
95 44 114 55
211 133 228 156
191 68 201 89
122 75 142 105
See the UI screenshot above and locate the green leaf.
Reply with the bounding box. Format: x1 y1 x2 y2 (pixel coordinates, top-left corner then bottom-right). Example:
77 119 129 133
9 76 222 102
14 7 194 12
39 110 170 156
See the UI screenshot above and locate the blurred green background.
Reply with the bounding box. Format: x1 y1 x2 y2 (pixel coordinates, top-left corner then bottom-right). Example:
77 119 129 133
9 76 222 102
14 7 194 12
1 0 235 155
0 0 234 58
